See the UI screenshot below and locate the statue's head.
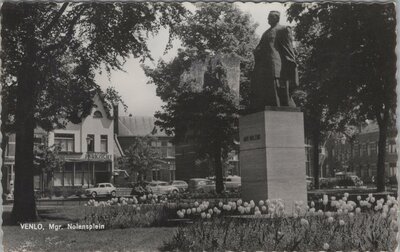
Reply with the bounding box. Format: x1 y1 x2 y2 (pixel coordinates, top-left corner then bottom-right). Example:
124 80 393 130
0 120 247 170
268 11 280 26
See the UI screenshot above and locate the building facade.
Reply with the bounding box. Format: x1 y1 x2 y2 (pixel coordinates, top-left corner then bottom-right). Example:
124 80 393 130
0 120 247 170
3 94 117 192
116 115 176 182
324 123 397 182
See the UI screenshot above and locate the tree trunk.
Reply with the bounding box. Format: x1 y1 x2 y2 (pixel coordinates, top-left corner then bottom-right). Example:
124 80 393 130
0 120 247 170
214 145 224 194
312 130 320 189
11 5 38 223
376 112 388 192
12 76 37 222
1 70 11 201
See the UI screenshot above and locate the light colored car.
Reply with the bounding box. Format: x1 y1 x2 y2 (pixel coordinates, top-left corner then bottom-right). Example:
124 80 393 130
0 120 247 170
224 175 241 191
169 180 188 192
146 181 179 195
85 183 116 198
188 178 216 193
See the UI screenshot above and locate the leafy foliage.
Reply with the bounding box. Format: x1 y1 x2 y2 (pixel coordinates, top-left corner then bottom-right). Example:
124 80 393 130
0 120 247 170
33 143 65 179
145 3 258 110
117 137 161 181
1 2 188 222
177 3 258 60
287 3 396 190
1 2 187 130
156 63 239 193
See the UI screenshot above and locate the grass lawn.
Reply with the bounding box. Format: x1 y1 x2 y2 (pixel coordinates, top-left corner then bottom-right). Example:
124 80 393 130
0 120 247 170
2 206 177 252
3 226 177 252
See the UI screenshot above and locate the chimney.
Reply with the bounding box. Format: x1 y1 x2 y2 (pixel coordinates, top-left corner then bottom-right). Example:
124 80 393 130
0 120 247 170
113 103 119 135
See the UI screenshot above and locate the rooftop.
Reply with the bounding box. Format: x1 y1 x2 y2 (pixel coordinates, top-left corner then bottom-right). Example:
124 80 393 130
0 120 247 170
118 116 170 137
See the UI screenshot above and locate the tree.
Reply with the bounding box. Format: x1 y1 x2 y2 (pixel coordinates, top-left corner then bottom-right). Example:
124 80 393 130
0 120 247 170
33 143 65 192
177 3 259 111
287 3 396 191
117 137 161 182
1 2 187 222
144 3 258 193
155 63 239 193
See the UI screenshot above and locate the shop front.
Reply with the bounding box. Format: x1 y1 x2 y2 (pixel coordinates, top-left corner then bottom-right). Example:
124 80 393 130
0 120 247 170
53 152 112 188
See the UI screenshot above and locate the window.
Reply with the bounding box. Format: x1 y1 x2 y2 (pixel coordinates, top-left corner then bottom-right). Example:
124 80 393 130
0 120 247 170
54 134 74 152
100 135 108 153
64 163 74 186
389 142 397 153
389 163 397 176
161 147 167 157
370 142 376 155
353 144 358 157
161 141 168 147
34 135 43 148
167 147 175 157
362 143 368 156
87 134 94 152
93 111 103 118
6 134 16 157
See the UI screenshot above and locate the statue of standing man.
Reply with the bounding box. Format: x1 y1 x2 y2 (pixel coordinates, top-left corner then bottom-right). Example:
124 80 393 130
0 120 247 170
250 11 299 111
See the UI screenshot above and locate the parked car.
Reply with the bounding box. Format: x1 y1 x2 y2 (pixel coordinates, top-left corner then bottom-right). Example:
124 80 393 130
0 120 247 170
224 175 241 191
188 178 216 193
169 180 189 192
319 173 364 189
146 181 179 195
85 183 116 198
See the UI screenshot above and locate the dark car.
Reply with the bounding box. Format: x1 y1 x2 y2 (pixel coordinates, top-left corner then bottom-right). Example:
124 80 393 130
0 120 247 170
130 181 151 197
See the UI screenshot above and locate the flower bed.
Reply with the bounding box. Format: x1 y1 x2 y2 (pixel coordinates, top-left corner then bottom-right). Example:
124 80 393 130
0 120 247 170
80 197 170 229
164 193 398 251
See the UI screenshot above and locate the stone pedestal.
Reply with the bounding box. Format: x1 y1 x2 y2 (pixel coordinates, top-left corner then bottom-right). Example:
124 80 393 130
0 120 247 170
239 107 307 213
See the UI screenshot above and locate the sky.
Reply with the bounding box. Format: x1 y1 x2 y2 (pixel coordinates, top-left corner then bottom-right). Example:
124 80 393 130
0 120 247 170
95 2 293 117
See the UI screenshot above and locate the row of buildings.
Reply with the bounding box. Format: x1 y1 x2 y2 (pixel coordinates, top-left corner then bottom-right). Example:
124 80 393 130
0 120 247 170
2 53 244 194
3 95 178 193
322 124 397 183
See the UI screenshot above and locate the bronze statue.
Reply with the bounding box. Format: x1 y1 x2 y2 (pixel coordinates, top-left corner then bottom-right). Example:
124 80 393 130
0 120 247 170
250 11 298 111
